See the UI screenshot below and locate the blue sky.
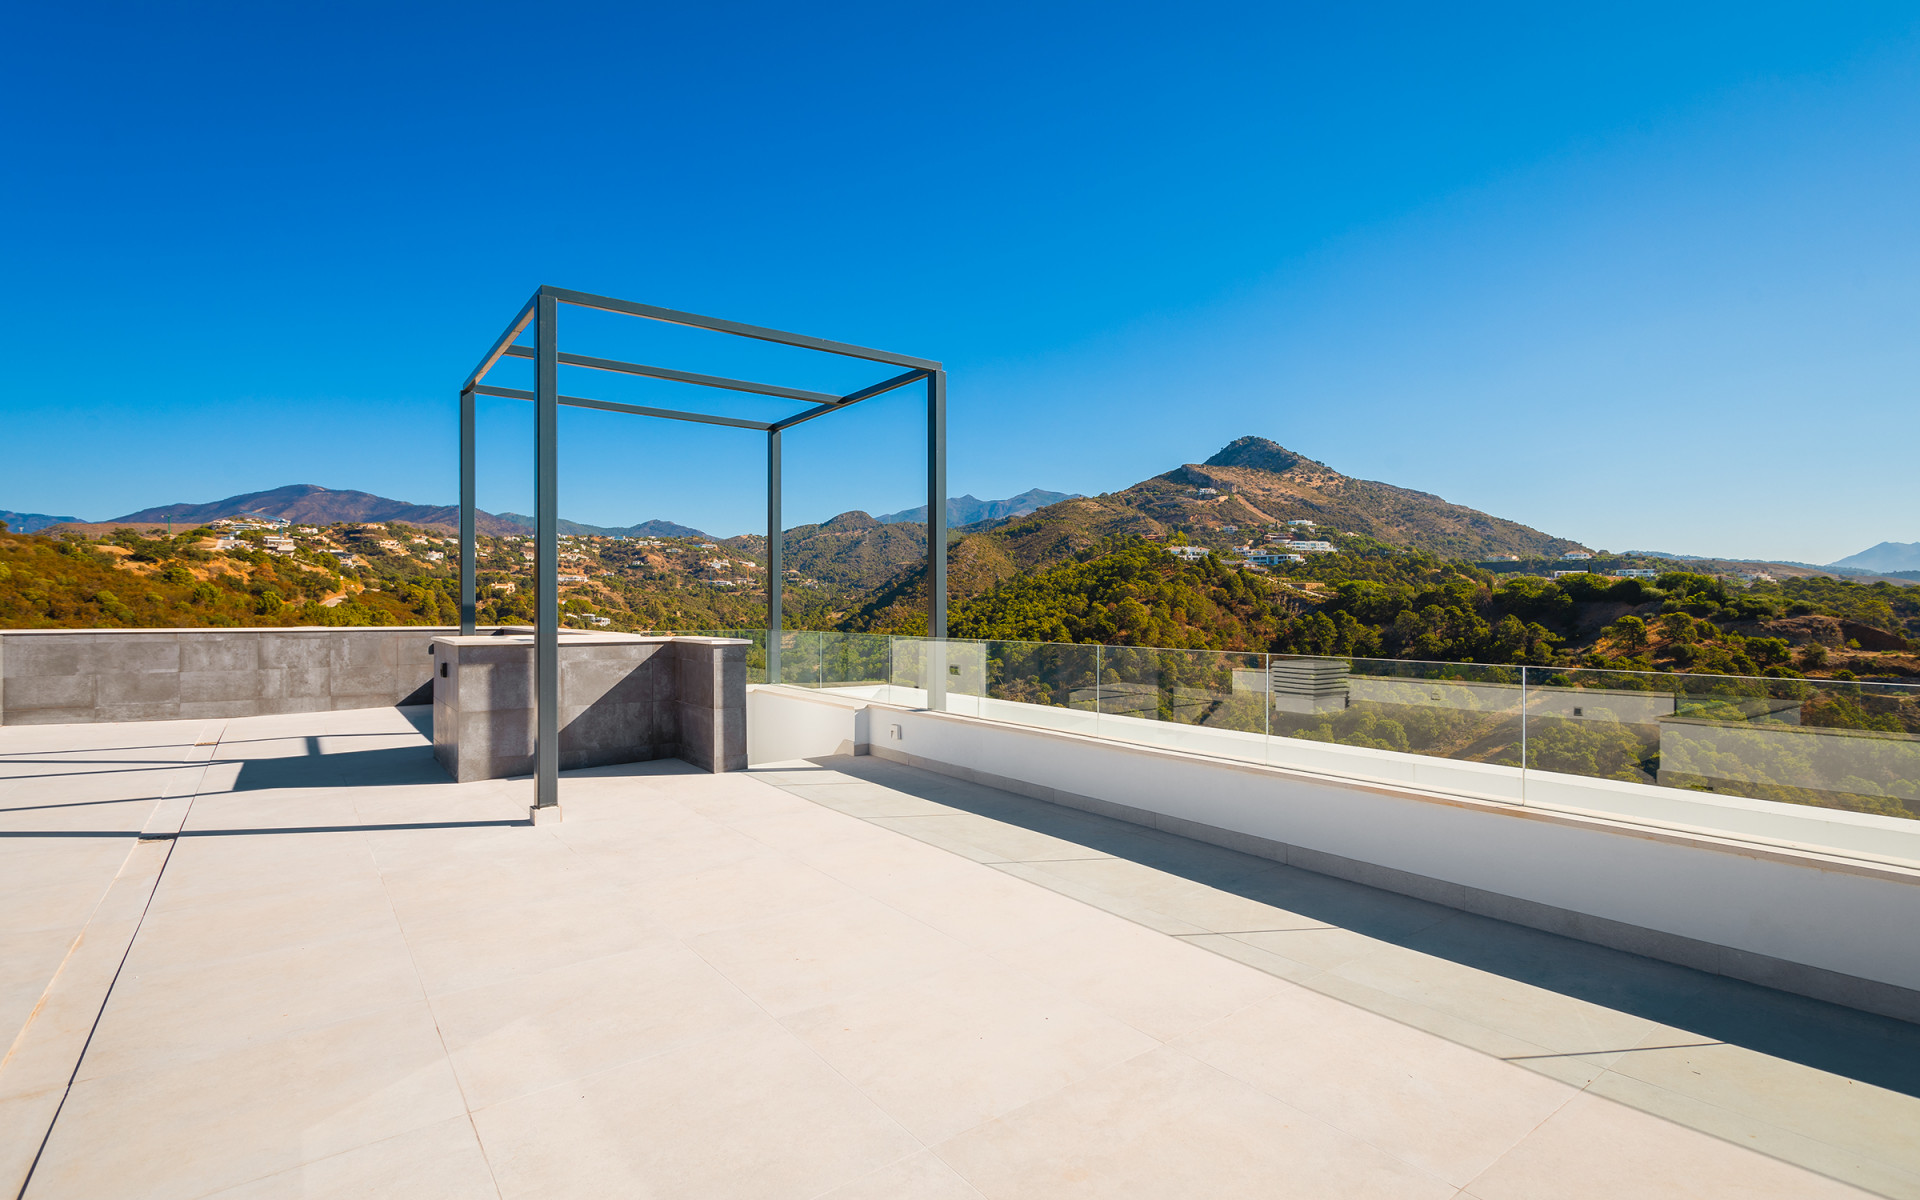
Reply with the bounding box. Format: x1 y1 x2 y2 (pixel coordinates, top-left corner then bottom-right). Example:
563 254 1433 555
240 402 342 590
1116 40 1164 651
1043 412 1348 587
3 2 1915 563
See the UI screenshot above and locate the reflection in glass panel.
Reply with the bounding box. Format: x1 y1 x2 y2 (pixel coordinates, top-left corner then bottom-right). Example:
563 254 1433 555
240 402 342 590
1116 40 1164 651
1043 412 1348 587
1541 669 1920 820
1267 656 1525 767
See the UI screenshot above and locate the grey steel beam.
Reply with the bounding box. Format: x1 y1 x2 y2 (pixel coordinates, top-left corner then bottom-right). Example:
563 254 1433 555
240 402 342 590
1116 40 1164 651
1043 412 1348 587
460 387 476 636
462 293 539 391
533 293 560 814
541 285 941 373
767 429 783 687
769 367 932 432
500 344 838 406
470 384 772 431
926 369 948 712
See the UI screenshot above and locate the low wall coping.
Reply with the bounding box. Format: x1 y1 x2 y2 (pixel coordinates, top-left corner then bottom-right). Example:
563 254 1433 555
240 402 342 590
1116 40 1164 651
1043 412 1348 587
749 684 1920 884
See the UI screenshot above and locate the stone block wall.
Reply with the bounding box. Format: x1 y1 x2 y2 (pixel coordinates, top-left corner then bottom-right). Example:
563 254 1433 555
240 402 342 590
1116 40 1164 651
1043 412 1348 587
0 627 448 725
430 633 746 780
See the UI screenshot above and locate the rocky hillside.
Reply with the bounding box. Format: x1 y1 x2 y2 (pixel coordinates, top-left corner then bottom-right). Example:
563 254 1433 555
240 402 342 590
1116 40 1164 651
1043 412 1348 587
1148 437 1584 559
747 436 1595 627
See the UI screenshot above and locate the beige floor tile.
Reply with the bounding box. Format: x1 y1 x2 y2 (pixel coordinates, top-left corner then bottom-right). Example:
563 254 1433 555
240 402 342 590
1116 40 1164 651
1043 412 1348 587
728 803 932 866
934 1046 1456 1199
860 855 1116 955
472 1015 920 1200
376 842 607 921
1225 923 1397 971
1011 855 1308 933
433 940 766 1109
1464 1090 1868 1199
793 783 976 820
29 1003 468 1200
0 837 135 890
1173 984 1579 1186
989 860 1214 935
78 926 425 1082
788 820 1014 900
989 911 1282 1040
1581 1069 1920 1199
1325 939 1665 1057
0 875 120 937
621 848 860 938
0 1085 62 1198
0 798 157 833
686 894 967 1017
1598 1036 1920 1180
149 833 383 910
670 774 828 826
1298 969 1619 1090
816 1150 986 1199
398 888 667 997
784 959 1159 1143
1175 930 1327 983
200 1116 499 1199
0 929 81 1039
870 811 1112 864
130 873 400 970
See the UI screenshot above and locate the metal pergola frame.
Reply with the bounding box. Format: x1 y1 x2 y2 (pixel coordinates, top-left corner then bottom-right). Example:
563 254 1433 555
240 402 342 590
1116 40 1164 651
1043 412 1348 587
459 286 947 814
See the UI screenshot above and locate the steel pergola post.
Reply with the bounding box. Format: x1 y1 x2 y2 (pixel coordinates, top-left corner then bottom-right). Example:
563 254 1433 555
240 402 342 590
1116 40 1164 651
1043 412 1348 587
767 428 783 686
533 292 560 817
926 369 948 711
459 387 476 635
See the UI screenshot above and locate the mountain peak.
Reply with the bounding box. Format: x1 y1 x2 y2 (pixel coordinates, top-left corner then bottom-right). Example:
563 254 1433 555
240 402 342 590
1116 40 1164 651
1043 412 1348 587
1202 437 1326 475
821 511 883 532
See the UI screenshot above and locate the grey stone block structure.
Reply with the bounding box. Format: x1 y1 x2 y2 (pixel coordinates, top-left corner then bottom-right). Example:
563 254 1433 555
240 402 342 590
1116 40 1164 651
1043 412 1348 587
0 627 448 725
431 633 746 781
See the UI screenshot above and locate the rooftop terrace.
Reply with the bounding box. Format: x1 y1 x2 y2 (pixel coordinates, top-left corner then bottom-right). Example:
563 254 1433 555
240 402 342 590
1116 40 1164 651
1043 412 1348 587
5 700 1919 1198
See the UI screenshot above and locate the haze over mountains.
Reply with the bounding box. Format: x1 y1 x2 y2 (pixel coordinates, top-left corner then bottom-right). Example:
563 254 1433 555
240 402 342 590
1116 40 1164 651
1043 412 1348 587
0 510 84 535
1830 542 1920 574
876 490 1082 527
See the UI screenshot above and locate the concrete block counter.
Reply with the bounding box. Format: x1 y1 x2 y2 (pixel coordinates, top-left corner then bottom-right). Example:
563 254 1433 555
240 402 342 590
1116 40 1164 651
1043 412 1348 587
430 632 747 780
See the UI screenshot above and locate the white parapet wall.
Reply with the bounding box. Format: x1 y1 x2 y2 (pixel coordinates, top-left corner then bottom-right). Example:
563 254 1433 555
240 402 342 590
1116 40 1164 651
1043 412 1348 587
748 683 1920 1023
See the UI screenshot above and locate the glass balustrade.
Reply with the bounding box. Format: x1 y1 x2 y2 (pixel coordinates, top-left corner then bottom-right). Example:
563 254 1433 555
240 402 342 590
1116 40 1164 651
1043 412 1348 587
684 628 1920 825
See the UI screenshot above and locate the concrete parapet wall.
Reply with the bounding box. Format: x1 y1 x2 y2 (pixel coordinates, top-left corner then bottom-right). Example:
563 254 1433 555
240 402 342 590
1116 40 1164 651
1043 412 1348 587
0 627 449 725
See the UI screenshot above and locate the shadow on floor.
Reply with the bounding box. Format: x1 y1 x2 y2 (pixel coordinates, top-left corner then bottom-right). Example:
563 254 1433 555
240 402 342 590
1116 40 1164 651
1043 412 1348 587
179 819 528 836
227 739 453 791
810 755 1920 1100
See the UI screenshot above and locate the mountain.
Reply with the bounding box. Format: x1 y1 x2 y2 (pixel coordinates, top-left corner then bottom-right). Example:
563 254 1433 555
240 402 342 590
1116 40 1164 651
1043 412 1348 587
1829 542 1920 574
824 436 1594 630
492 513 712 540
731 512 929 590
877 489 1082 527
107 485 707 540
1179 437 1585 558
944 436 1582 569
0 510 86 535
109 485 525 534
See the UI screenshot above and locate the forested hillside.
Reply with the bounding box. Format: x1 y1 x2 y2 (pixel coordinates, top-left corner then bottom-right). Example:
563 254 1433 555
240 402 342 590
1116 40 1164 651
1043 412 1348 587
0 529 449 627
942 536 1919 684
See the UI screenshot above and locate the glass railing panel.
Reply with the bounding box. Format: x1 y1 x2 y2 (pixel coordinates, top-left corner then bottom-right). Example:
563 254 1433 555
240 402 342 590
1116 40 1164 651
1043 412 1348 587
814 631 896 696
1090 645 1268 763
1533 669 1920 822
1263 656 1525 792
1518 668 1667 790
982 639 1102 736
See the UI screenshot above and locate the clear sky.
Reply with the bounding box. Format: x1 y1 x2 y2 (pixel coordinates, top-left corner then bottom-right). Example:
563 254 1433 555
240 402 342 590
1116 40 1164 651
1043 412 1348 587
4 3 1916 563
